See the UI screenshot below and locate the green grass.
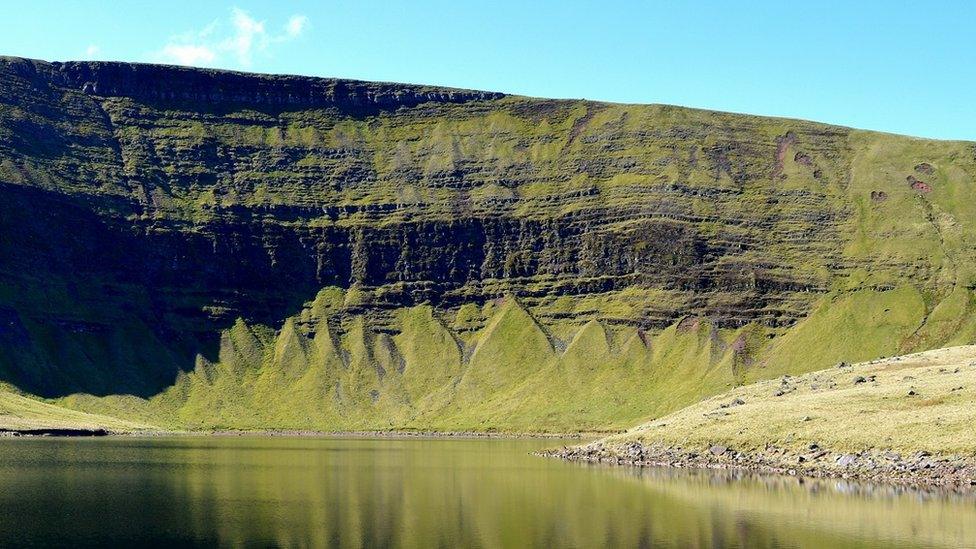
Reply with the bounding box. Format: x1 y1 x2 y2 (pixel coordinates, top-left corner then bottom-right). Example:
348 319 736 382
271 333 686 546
53 281 976 434
0 386 152 432
604 345 976 454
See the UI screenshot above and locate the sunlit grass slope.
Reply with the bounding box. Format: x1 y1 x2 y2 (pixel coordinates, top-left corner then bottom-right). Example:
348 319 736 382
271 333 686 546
0 385 151 432
604 345 976 454
56 282 976 434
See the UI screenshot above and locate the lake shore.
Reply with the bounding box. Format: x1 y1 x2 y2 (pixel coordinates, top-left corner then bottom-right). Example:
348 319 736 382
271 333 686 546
540 346 976 492
0 427 112 437
0 426 608 440
204 429 601 439
540 440 976 492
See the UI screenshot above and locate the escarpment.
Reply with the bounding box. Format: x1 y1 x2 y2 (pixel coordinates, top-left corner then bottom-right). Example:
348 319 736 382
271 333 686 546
1 57 975 430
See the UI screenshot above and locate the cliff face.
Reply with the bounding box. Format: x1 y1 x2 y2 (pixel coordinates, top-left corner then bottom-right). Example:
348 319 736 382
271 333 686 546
1 57 975 430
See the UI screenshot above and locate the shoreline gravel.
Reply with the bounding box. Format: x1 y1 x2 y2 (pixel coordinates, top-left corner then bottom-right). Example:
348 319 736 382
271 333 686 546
539 440 976 493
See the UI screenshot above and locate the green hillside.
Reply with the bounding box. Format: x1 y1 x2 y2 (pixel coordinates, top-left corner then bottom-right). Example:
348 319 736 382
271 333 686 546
0 384 152 433
0 57 974 432
55 290 976 433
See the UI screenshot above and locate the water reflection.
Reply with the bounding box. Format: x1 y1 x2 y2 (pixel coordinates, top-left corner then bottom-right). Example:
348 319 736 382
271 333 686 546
0 437 971 548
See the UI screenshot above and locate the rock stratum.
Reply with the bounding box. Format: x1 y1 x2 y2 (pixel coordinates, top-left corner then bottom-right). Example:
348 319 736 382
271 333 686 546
1 57 975 432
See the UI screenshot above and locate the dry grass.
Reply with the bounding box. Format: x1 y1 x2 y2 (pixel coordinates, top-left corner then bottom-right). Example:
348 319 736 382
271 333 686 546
608 345 976 455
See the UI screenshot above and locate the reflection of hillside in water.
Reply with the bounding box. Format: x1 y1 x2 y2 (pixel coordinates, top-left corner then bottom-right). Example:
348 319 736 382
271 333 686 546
0 437 972 547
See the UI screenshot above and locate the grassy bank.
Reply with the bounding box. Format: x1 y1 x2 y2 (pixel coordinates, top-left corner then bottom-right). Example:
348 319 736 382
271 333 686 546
0 385 153 434
547 346 976 488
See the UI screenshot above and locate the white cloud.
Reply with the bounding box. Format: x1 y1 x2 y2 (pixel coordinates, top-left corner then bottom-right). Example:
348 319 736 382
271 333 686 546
284 15 309 38
159 44 217 66
84 44 101 58
152 7 308 68
220 7 266 66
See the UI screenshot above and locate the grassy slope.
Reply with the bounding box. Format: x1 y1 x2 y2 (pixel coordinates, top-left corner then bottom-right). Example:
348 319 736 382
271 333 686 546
54 284 976 434
0 385 151 432
604 345 976 454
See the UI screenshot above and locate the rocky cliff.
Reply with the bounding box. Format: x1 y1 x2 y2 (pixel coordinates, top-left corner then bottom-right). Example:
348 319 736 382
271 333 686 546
1 57 974 431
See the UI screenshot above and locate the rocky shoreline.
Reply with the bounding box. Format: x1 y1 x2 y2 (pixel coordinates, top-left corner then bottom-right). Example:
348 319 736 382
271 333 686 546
540 440 976 492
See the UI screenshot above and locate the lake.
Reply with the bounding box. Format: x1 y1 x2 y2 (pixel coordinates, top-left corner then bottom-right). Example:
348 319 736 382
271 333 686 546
0 436 972 548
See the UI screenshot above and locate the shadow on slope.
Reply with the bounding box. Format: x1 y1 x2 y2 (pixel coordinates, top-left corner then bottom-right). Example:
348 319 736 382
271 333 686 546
0 182 321 397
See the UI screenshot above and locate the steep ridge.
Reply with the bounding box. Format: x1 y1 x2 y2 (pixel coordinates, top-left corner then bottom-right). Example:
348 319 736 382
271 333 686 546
1 57 975 431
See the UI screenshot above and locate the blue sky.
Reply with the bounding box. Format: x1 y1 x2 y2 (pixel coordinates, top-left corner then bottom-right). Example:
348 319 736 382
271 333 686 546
1 1 973 140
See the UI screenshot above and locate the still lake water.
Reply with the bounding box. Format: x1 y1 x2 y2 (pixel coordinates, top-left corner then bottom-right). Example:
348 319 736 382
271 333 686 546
0 437 973 548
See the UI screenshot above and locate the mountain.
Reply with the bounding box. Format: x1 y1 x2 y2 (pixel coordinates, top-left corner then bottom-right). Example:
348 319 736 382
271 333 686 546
1 56 974 432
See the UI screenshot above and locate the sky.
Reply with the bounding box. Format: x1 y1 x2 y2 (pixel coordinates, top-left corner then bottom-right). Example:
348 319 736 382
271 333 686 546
1 1 973 141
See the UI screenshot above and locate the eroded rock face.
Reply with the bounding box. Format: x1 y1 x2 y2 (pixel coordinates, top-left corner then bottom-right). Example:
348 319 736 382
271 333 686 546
9 57 506 111
0 57 972 400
